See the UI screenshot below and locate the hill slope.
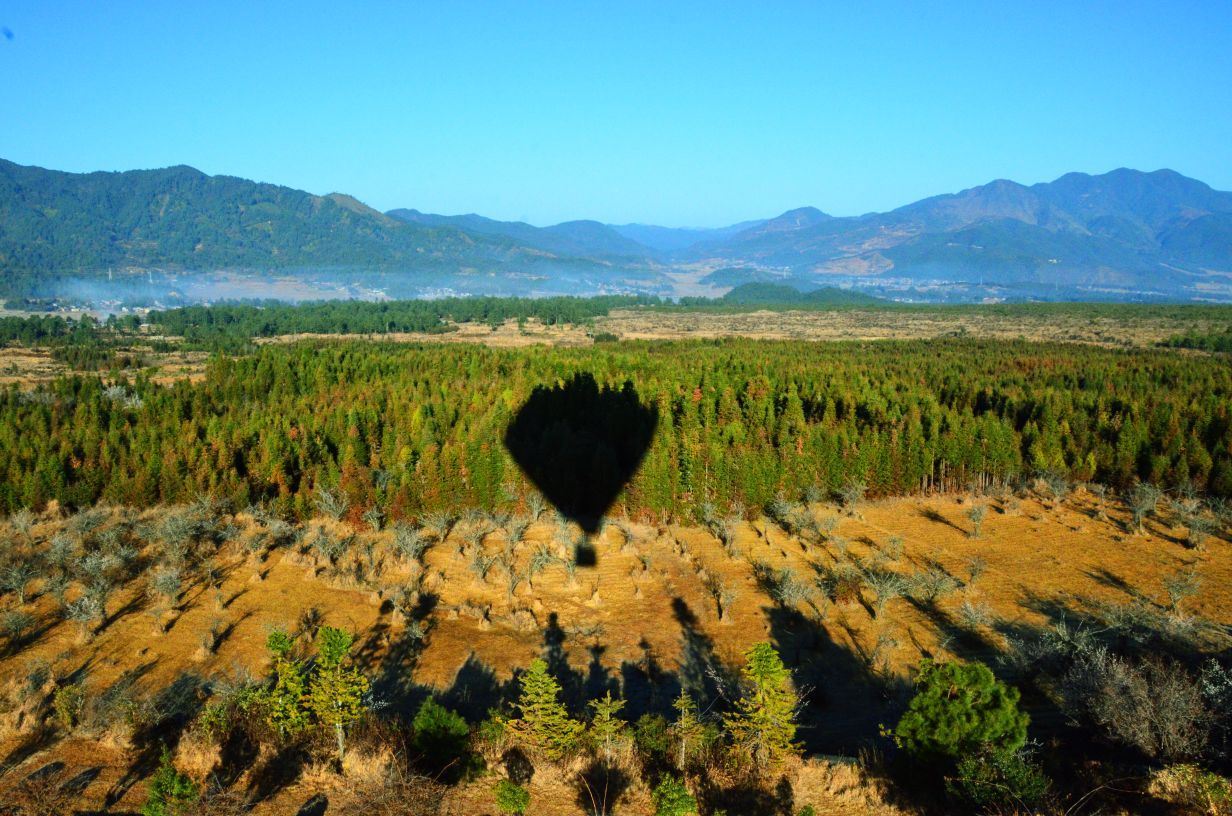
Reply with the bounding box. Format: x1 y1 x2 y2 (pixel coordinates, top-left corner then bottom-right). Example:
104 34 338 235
688 169 1232 298
0 160 553 275
3 159 1231 301
387 209 656 259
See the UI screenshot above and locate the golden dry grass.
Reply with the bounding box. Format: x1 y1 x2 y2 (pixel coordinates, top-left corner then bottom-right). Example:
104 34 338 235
597 307 1230 348
0 489 1226 813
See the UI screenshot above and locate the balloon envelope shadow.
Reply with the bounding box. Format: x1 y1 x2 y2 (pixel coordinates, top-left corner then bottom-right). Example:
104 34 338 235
505 373 658 544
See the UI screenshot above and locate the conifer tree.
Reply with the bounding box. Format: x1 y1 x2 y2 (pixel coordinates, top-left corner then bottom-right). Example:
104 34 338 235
305 626 369 762
264 629 307 739
671 690 705 770
588 690 628 762
893 659 1028 764
511 658 584 761
723 642 801 770
141 747 198 816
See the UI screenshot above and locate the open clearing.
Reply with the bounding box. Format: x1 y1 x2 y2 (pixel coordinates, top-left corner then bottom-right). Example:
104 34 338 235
596 307 1231 347
1 487 1226 814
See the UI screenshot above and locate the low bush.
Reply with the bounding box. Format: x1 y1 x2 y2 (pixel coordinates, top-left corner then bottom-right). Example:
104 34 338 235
651 774 698 816
947 747 1051 812
494 779 529 814
142 747 198 816
412 698 471 774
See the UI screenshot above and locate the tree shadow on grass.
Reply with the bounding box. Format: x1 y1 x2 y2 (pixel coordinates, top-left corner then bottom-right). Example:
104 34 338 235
104 671 209 808
0 725 57 779
619 638 679 724
765 603 911 756
247 742 312 806
671 597 738 714
575 760 632 816
917 507 966 536
696 773 795 816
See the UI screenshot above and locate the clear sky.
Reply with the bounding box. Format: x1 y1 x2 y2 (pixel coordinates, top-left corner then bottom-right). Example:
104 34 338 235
1 1 1230 226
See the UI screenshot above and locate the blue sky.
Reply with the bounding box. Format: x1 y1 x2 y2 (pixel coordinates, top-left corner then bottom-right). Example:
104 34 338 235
2 1 1230 226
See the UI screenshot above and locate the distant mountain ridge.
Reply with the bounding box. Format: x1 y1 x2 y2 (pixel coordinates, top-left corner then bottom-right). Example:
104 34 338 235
386 209 652 259
1 158 1229 301
697 169 1232 297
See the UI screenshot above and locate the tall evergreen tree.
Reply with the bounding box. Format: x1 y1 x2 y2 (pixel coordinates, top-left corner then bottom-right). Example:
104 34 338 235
723 642 801 770
588 690 628 763
511 658 584 761
671 689 705 770
305 627 370 762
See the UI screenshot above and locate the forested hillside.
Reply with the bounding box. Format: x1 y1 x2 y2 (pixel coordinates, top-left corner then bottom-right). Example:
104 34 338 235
1 339 1228 518
0 160 597 297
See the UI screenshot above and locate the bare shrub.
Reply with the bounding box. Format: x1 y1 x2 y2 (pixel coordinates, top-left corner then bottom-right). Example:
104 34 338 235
525 492 547 521
1184 513 1215 550
705 576 737 623
1163 567 1201 614
470 551 498 581
68 507 108 536
9 508 35 536
333 768 447 815
1129 482 1162 533
0 562 35 605
957 599 994 629
966 504 987 538
819 563 864 605
362 506 385 532
864 571 906 619
503 516 529 548
66 594 104 638
392 523 429 565
837 479 867 515
766 493 794 533
1062 650 1210 761
421 511 455 542
965 556 987 588
314 485 349 520
526 545 554 587
311 527 350 566
150 566 183 611
1 610 37 650
906 565 959 604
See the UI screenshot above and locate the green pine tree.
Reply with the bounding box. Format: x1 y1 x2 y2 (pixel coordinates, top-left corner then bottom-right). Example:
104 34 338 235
141 747 198 816
723 642 801 770
588 690 628 762
305 626 370 762
671 690 704 770
893 659 1028 764
264 628 308 739
511 658 584 761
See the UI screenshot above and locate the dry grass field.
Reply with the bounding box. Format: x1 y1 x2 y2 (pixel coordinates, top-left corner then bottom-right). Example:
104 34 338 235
596 307 1230 347
0 484 1226 814
0 344 211 388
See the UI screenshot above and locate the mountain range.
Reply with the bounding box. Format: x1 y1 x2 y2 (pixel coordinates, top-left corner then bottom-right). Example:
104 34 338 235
2 158 1230 302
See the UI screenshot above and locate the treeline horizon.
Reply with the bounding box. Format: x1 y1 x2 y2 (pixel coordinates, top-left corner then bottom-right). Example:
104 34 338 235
0 338 1229 518
2 291 1232 355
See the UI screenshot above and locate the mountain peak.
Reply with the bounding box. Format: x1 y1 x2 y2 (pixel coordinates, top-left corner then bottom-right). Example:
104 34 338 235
760 206 831 231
